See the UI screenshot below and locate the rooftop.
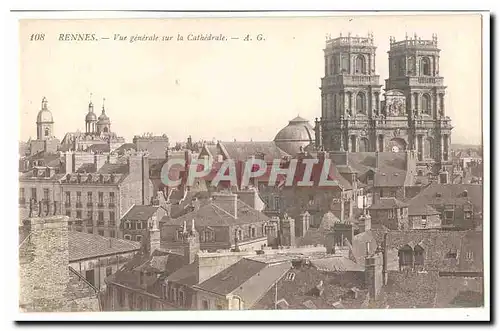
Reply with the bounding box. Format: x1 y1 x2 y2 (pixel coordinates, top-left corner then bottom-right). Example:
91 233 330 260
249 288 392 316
68 231 141 261
122 205 160 221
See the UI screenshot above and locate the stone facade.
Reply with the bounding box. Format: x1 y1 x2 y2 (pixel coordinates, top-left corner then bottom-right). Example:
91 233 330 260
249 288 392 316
19 216 100 312
133 134 169 159
317 33 453 176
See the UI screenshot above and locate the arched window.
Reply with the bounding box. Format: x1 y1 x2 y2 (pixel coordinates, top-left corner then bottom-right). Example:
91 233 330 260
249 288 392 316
356 93 366 114
421 57 431 76
422 94 431 114
329 56 335 75
414 245 425 267
398 244 413 270
103 127 109 133
355 55 365 74
350 136 357 152
359 138 369 152
44 128 50 137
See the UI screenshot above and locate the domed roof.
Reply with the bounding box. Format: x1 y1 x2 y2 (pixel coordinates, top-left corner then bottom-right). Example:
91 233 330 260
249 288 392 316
86 111 97 122
36 97 54 123
274 115 315 155
98 108 110 124
37 109 53 123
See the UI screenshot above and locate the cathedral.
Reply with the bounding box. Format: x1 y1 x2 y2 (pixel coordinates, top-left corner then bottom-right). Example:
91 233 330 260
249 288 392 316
60 97 125 152
315 33 453 175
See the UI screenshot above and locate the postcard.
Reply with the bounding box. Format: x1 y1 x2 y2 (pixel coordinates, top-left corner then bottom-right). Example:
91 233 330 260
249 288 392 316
13 11 489 321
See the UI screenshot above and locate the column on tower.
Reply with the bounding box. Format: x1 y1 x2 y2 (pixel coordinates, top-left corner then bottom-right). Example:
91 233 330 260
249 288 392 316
440 135 445 161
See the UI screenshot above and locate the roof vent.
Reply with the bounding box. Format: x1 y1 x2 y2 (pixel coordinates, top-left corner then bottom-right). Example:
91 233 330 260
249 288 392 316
463 190 468 197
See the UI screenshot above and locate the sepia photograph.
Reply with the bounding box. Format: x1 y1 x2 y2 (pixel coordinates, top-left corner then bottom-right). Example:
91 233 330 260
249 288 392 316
11 11 489 322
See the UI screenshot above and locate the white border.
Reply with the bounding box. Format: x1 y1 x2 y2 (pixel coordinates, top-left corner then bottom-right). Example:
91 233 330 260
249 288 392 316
3 7 491 323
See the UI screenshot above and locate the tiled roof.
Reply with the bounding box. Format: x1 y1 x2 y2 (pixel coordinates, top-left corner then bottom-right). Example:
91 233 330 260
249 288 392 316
122 205 159 221
166 263 199 286
76 163 96 173
368 197 408 210
374 167 407 187
85 144 110 153
253 265 367 310
408 204 440 216
296 228 327 247
162 198 269 227
408 183 483 211
310 256 364 272
97 163 129 174
108 249 186 291
219 141 289 162
68 231 140 261
197 258 268 295
114 143 137 154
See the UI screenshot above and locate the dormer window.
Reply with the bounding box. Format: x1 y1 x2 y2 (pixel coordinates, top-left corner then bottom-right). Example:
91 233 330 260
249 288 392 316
285 272 295 281
445 250 457 259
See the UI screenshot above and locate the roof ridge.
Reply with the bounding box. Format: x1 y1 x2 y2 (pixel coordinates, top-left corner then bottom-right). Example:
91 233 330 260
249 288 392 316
211 202 236 219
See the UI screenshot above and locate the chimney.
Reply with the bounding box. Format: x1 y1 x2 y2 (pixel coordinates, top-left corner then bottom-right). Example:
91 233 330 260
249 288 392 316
236 188 265 212
185 149 192 167
64 152 74 174
365 252 383 302
94 154 106 171
144 214 161 255
358 211 371 233
182 219 200 265
19 216 70 312
212 192 238 219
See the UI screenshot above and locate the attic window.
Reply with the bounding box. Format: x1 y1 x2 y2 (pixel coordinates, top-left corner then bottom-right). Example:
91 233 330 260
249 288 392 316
435 193 442 198
285 272 295 281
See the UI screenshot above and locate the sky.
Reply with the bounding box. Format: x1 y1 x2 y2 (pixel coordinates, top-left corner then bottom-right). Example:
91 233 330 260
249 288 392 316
19 14 483 145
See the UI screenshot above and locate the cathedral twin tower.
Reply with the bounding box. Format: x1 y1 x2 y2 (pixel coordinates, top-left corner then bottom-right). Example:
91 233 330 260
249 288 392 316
315 32 453 174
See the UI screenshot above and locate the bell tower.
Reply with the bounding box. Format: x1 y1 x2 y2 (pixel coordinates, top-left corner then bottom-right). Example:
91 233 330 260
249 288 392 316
36 97 54 140
318 32 382 152
385 33 453 174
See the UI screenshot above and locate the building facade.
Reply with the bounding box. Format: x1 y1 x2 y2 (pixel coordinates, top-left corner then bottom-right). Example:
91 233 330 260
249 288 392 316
316 33 453 176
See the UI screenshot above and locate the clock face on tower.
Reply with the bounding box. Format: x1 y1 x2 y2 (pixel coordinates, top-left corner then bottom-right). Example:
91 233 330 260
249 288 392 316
392 146 400 153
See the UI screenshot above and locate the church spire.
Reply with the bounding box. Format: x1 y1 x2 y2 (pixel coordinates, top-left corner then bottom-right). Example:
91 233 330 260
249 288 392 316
102 97 106 114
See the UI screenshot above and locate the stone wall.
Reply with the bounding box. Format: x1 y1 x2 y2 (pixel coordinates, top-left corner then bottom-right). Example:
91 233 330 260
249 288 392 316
19 216 70 312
